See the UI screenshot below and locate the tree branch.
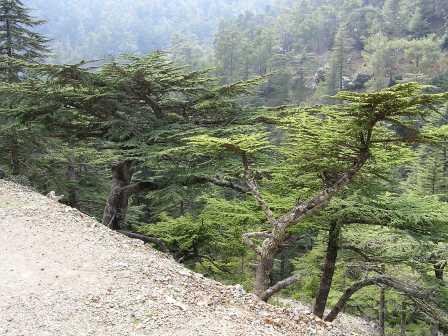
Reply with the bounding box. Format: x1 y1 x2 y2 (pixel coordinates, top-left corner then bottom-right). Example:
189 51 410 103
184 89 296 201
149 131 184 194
260 275 300 301
121 181 161 194
241 153 275 224
325 275 432 322
242 231 272 255
278 148 370 229
117 230 168 252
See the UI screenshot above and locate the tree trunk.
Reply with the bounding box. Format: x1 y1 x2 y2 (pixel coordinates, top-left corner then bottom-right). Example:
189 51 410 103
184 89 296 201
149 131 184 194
67 160 80 208
102 160 135 230
379 286 386 336
255 249 276 299
313 222 341 318
10 137 20 175
434 264 444 281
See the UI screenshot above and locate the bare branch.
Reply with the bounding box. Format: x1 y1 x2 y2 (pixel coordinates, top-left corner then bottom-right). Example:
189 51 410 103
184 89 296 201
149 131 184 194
325 275 432 322
242 231 272 255
241 153 275 224
121 181 160 194
117 230 168 252
260 275 300 301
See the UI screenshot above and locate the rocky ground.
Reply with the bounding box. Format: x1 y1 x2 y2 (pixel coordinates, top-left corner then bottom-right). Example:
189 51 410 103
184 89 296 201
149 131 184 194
0 181 369 336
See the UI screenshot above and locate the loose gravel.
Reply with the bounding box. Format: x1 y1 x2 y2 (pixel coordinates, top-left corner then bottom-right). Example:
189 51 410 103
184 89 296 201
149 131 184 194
0 181 368 336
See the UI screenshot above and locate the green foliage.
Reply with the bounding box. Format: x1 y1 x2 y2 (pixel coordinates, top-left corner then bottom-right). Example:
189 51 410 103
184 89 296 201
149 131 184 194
2 2 448 334
0 0 50 179
140 196 263 284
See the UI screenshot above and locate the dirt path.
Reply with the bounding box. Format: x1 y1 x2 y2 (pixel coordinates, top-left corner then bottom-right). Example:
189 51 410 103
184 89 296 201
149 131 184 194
0 181 355 336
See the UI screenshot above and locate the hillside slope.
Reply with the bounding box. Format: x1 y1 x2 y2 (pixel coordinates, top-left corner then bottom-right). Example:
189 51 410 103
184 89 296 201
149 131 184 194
23 0 279 62
0 181 364 336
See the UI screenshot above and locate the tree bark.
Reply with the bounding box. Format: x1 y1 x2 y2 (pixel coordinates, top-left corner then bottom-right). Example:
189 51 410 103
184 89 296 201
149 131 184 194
259 275 299 301
434 264 444 281
313 222 341 318
10 138 20 175
67 160 80 208
102 160 136 230
238 147 370 302
325 275 429 322
117 230 168 252
255 242 278 298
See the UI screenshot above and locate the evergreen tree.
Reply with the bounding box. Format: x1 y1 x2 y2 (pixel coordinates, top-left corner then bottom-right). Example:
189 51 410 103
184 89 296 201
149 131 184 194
187 83 448 303
0 0 49 176
0 0 49 79
326 26 350 97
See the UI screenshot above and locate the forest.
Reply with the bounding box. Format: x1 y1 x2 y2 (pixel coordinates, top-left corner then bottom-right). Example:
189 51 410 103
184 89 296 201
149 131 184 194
1 0 448 335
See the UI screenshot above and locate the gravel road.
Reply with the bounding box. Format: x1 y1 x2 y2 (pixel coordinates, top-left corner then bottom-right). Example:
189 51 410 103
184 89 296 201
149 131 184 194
0 181 364 336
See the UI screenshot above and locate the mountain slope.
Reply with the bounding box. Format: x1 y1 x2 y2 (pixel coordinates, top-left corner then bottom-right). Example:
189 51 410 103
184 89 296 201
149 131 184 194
23 0 279 62
0 180 365 336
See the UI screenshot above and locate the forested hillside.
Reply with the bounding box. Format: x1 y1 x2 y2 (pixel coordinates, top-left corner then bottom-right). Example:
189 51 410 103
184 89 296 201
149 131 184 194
1 1 448 336
209 0 448 105
23 0 283 62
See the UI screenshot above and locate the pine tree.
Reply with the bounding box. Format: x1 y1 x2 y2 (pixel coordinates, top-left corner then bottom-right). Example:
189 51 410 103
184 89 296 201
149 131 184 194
0 0 49 176
0 0 49 80
326 26 350 97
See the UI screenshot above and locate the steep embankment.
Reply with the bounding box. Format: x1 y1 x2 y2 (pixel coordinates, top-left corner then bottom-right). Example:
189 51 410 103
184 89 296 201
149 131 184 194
0 181 363 336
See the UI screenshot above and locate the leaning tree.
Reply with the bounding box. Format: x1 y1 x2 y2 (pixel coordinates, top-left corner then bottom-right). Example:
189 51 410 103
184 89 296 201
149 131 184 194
187 83 448 302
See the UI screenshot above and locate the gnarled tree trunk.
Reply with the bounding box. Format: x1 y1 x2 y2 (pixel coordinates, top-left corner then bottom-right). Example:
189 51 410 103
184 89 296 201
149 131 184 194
255 243 278 298
244 229 299 302
102 160 135 230
313 221 340 318
241 149 369 302
101 167 246 231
